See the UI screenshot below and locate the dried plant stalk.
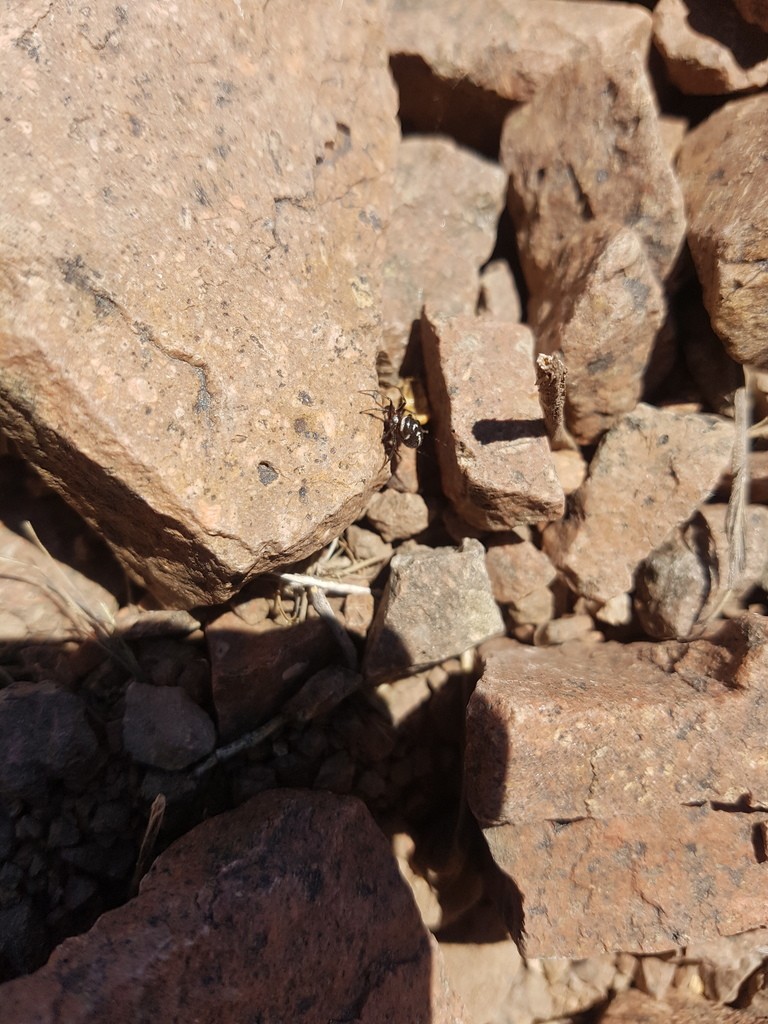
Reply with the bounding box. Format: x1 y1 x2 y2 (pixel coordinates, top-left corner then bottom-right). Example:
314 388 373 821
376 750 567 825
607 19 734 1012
535 353 576 450
726 384 750 589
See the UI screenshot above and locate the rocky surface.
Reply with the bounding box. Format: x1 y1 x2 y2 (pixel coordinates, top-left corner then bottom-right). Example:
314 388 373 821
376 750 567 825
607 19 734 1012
653 0 768 94
0 790 468 1023
0 0 398 606
2 0 768 1019
677 93 768 370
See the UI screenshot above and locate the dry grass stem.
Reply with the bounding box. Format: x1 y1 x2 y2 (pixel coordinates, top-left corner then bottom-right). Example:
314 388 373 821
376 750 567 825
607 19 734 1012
535 353 576 450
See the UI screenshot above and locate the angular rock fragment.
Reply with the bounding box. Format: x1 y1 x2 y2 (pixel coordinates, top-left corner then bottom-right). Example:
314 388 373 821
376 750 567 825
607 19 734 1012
0 682 101 801
363 539 504 683
388 0 652 153
0 0 398 606
0 791 467 1023
466 625 768 827
653 0 768 95
365 489 431 542
533 225 665 442
501 47 685 294
421 313 564 530
206 611 334 741
486 806 768 958
601 989 752 1023
122 681 215 771
543 404 733 605
677 94 768 369
383 137 506 364
635 504 768 639
485 533 557 608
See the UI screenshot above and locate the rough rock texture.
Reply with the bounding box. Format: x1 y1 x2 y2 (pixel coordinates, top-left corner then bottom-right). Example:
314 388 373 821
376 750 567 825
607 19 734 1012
207 609 334 741
653 0 768 95
600 988 756 1023
501 46 685 296
388 0 652 154
421 313 564 529
0 790 467 1023
487 805 768 958
363 539 504 683
466 631 768 827
383 136 506 366
0 0 398 606
533 225 665 443
365 488 431 542
677 94 768 370
0 682 101 801
467 626 768 957
485 533 557 607
635 504 768 639
121 681 215 771
543 404 733 604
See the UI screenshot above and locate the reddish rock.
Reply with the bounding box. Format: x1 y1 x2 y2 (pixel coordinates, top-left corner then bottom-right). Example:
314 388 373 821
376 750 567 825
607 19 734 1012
421 313 564 530
0 791 467 1023
485 533 557 607
363 539 504 684
653 0 768 95
502 48 685 294
677 94 768 369
733 0 768 31
383 136 506 366
466 625 768 827
388 0 651 154
486 805 768 958
122 680 215 771
365 488 431 542
542 404 733 605
0 0 398 606
206 612 335 741
533 225 665 443
478 261 522 323
599 987 756 1023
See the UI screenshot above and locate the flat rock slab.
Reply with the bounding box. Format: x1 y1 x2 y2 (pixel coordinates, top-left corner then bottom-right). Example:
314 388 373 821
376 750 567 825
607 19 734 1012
543 403 733 604
422 313 564 530
0 1 398 606
363 538 504 684
0 790 467 1023
383 136 506 364
486 805 768 958
466 626 768 828
677 93 768 370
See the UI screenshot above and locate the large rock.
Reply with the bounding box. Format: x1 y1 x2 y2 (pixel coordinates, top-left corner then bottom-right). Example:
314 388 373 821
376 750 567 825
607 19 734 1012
677 93 768 370
0 790 468 1023
0 0 398 606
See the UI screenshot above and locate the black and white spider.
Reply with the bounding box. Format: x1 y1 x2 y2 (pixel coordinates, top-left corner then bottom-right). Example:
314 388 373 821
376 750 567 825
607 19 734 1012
360 389 425 465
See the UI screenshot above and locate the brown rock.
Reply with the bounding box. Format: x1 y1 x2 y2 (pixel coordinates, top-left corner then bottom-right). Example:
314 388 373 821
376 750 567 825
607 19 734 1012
485 533 556 607
533 225 665 443
383 137 506 365
0 682 101 802
501 953 635 1023
733 0 768 31
501 47 685 295
677 94 768 369
122 681 215 771
363 538 504 683
486 805 768 957
0 0 398 606
206 612 334 741
388 0 652 154
543 404 733 604
466 626 768 828
421 313 564 530
599 987 755 1023
0 791 468 1023
653 0 768 95
365 488 431 542
478 261 522 323
686 928 768 1004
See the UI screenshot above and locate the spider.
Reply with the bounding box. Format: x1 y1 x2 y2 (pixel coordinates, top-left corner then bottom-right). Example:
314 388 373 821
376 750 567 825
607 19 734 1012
360 389 426 466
